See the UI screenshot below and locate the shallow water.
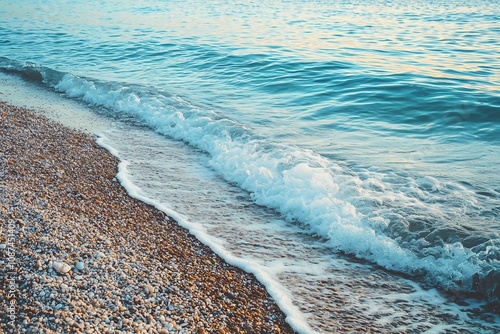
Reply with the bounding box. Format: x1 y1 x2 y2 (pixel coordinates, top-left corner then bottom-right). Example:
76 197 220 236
1 0 499 332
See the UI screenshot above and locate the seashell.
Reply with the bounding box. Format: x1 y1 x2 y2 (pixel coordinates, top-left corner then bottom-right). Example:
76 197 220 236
52 261 71 274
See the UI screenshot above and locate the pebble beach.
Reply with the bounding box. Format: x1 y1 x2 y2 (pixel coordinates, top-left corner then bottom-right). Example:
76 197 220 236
0 101 294 333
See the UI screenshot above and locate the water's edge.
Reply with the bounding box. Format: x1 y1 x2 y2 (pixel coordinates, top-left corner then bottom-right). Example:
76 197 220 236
2 71 499 333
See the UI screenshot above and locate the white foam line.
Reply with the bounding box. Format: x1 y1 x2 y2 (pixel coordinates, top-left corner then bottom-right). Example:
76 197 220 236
96 134 316 334
50 71 487 293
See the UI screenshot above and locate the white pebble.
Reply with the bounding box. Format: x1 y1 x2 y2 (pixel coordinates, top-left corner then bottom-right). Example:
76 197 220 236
52 261 71 274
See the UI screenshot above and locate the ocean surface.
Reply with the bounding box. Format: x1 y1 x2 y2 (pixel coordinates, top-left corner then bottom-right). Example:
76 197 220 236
1 0 499 332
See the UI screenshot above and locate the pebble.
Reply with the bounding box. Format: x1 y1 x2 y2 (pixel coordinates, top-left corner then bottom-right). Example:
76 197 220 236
145 284 155 295
0 102 294 334
52 261 71 274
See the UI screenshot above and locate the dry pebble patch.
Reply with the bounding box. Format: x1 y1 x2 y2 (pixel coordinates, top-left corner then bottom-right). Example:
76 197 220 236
0 101 294 333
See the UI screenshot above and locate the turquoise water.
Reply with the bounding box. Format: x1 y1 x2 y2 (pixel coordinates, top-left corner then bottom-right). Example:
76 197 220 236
1 0 499 332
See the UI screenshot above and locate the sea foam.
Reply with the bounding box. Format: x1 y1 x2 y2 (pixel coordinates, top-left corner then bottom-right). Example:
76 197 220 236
0 58 496 300
96 135 315 334
49 71 493 296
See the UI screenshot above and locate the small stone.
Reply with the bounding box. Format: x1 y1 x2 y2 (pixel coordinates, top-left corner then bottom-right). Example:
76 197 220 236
95 252 105 259
52 261 71 274
0 244 6 250
145 284 155 295
75 262 85 271
158 330 169 334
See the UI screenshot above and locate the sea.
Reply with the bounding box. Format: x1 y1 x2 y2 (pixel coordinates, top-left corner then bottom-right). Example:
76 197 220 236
0 0 499 332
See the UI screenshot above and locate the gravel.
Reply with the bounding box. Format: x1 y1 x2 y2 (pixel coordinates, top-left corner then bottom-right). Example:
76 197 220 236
0 101 294 334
